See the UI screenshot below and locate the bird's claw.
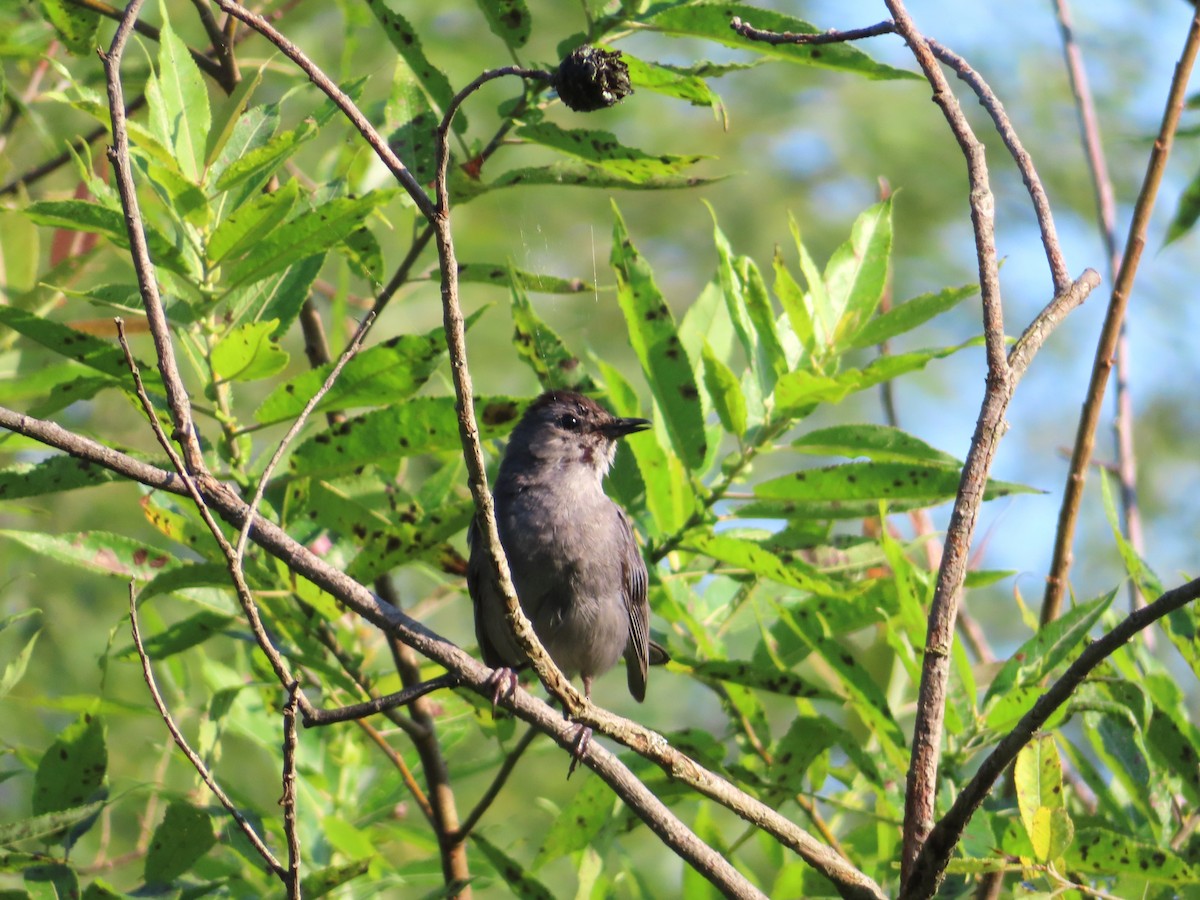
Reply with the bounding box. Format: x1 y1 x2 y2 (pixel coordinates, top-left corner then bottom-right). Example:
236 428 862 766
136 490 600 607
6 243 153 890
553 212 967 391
486 667 519 715
566 723 592 779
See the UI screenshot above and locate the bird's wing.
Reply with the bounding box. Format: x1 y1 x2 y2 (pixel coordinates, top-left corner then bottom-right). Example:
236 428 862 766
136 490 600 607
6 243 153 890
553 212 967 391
618 506 651 702
466 515 505 668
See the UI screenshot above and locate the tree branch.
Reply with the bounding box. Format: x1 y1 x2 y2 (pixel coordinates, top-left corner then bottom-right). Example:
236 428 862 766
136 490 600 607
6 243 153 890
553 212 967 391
902 576 1200 899
1042 6 1200 623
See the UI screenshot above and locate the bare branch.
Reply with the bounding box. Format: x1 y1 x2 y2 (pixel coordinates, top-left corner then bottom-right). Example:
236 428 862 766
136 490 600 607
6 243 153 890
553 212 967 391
902 576 1200 899
99 0 205 474
1050 0 1150 625
1042 6 1200 623
129 584 285 878
729 15 895 45
281 683 301 899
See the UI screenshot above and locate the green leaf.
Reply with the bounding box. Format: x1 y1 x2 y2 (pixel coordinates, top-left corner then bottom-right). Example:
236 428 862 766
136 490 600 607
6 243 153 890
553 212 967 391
464 161 723 198
213 118 317 194
344 496 474 583
848 283 979 350
0 616 40 699
33 712 107 816
155 1 210 183
24 200 192 276
204 65 265 169
208 179 301 264
700 341 747 437
257 321 455 425
610 204 706 470
518 122 705 179
299 861 372 898
739 256 789 385
1166 163 1200 245
289 396 527 478
0 801 106 846
144 801 215 886
596 360 694 537
752 461 1036 508
364 0 460 127
792 424 961 466
459 262 592 294
225 192 395 289
509 281 596 392
1064 829 1198 883
474 0 532 49
0 531 179 582
210 320 289 382
36 0 100 55
117 611 234 661
824 197 892 347
472 834 554 899
647 3 919 81
687 658 836 700
232 253 325 336
1099 471 1164 600
1015 734 1064 833
685 532 837 596
533 776 612 868
983 590 1115 708
774 338 983 412
0 456 120 500
1147 709 1200 807
622 53 725 121
0 306 135 378
772 716 839 792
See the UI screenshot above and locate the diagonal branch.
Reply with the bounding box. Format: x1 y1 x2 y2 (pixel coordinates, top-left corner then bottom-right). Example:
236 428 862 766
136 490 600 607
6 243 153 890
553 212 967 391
99 0 205 475
902 575 1200 899
1041 5 1200 624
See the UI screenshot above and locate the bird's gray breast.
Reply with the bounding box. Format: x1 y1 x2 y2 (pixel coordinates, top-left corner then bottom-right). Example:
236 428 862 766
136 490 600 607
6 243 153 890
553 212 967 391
493 481 629 680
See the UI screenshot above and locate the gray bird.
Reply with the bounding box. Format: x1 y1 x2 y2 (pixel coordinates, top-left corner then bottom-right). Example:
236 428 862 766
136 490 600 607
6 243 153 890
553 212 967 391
467 391 667 718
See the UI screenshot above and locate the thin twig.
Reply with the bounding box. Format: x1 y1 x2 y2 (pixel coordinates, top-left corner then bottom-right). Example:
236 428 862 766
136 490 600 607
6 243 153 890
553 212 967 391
353 719 436 824
455 725 539 839
99 0 205 475
281 682 301 899
925 38 1071 293
375 576 470 894
129 584 285 876
1042 5 1200 624
902 575 1200 899
302 674 461 725
730 16 895 45
233 311 375 564
1052 0 1147 624
881 0 1008 880
431 66 582 717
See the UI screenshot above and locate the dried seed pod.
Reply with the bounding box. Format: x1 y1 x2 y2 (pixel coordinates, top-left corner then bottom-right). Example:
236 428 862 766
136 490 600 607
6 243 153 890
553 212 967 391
553 46 633 112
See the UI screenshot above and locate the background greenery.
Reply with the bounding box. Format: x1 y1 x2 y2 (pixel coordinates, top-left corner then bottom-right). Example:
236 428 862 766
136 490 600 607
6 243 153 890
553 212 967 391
1 0 1198 897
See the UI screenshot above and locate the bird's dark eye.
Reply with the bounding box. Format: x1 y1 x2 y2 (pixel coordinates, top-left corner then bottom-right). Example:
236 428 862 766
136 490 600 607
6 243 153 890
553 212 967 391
558 413 580 430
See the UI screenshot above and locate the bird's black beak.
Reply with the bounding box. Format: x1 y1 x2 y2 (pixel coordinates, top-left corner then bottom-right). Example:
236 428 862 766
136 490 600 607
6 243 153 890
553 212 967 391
603 417 651 439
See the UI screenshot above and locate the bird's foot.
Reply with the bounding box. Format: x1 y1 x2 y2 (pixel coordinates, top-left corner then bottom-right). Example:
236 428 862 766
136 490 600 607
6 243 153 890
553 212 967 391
485 666 519 715
566 723 592 779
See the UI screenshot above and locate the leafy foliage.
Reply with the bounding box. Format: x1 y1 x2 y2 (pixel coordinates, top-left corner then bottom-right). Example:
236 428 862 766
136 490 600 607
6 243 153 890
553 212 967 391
0 1 1195 899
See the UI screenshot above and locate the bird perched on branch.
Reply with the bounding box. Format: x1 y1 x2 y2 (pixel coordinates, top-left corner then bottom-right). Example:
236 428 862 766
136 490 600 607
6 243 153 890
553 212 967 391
467 390 667 766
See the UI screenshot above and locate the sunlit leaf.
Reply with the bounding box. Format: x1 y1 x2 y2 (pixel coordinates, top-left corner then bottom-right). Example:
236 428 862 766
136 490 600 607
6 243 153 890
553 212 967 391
848 283 978 350
518 122 705 179
210 320 289 382
155 2 210 183
611 204 706 470
289 396 527 477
